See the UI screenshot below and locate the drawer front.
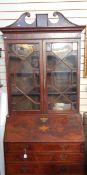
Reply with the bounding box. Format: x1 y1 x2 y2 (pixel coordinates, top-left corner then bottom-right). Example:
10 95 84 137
6 163 38 174
5 152 84 163
4 142 84 153
5 152 35 162
54 153 84 162
6 163 84 175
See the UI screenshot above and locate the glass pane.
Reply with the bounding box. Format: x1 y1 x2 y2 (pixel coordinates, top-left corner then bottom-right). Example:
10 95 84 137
52 43 72 59
46 42 78 111
9 43 40 111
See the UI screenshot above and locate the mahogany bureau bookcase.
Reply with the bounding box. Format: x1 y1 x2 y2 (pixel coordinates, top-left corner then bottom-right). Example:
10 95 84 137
0 12 85 175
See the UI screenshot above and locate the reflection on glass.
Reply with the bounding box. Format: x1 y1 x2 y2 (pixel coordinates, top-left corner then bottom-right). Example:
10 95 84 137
52 43 72 59
9 43 40 111
46 42 77 111
11 44 34 60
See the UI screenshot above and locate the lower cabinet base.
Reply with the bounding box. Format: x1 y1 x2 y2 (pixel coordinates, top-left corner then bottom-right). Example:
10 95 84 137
4 115 85 175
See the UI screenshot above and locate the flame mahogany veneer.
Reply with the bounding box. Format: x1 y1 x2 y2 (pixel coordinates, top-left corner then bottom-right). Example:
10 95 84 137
4 113 85 174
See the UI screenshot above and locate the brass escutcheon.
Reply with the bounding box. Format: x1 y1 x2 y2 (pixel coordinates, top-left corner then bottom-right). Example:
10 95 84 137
40 117 48 123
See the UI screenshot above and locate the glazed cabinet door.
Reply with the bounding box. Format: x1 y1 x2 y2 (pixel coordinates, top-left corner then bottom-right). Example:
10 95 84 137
7 40 43 112
6 39 80 114
43 40 79 113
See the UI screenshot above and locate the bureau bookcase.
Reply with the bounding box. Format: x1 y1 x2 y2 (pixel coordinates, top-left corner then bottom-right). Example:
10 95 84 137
1 12 85 175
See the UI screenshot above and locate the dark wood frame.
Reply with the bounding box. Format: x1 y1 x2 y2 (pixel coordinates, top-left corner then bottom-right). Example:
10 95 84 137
4 39 44 114
0 11 85 115
43 39 81 114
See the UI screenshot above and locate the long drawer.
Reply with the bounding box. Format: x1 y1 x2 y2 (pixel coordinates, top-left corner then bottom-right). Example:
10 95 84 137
4 142 84 153
5 163 84 175
5 152 84 163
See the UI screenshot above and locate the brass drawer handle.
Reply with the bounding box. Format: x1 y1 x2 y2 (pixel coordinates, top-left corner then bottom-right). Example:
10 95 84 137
60 154 68 161
23 148 28 159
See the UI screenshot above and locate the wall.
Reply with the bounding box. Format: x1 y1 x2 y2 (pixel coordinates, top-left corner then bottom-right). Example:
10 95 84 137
0 0 87 115
0 93 8 175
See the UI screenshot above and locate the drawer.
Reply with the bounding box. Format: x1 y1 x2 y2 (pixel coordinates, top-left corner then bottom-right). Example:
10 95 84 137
4 142 84 153
6 163 39 174
6 163 84 175
5 152 84 163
